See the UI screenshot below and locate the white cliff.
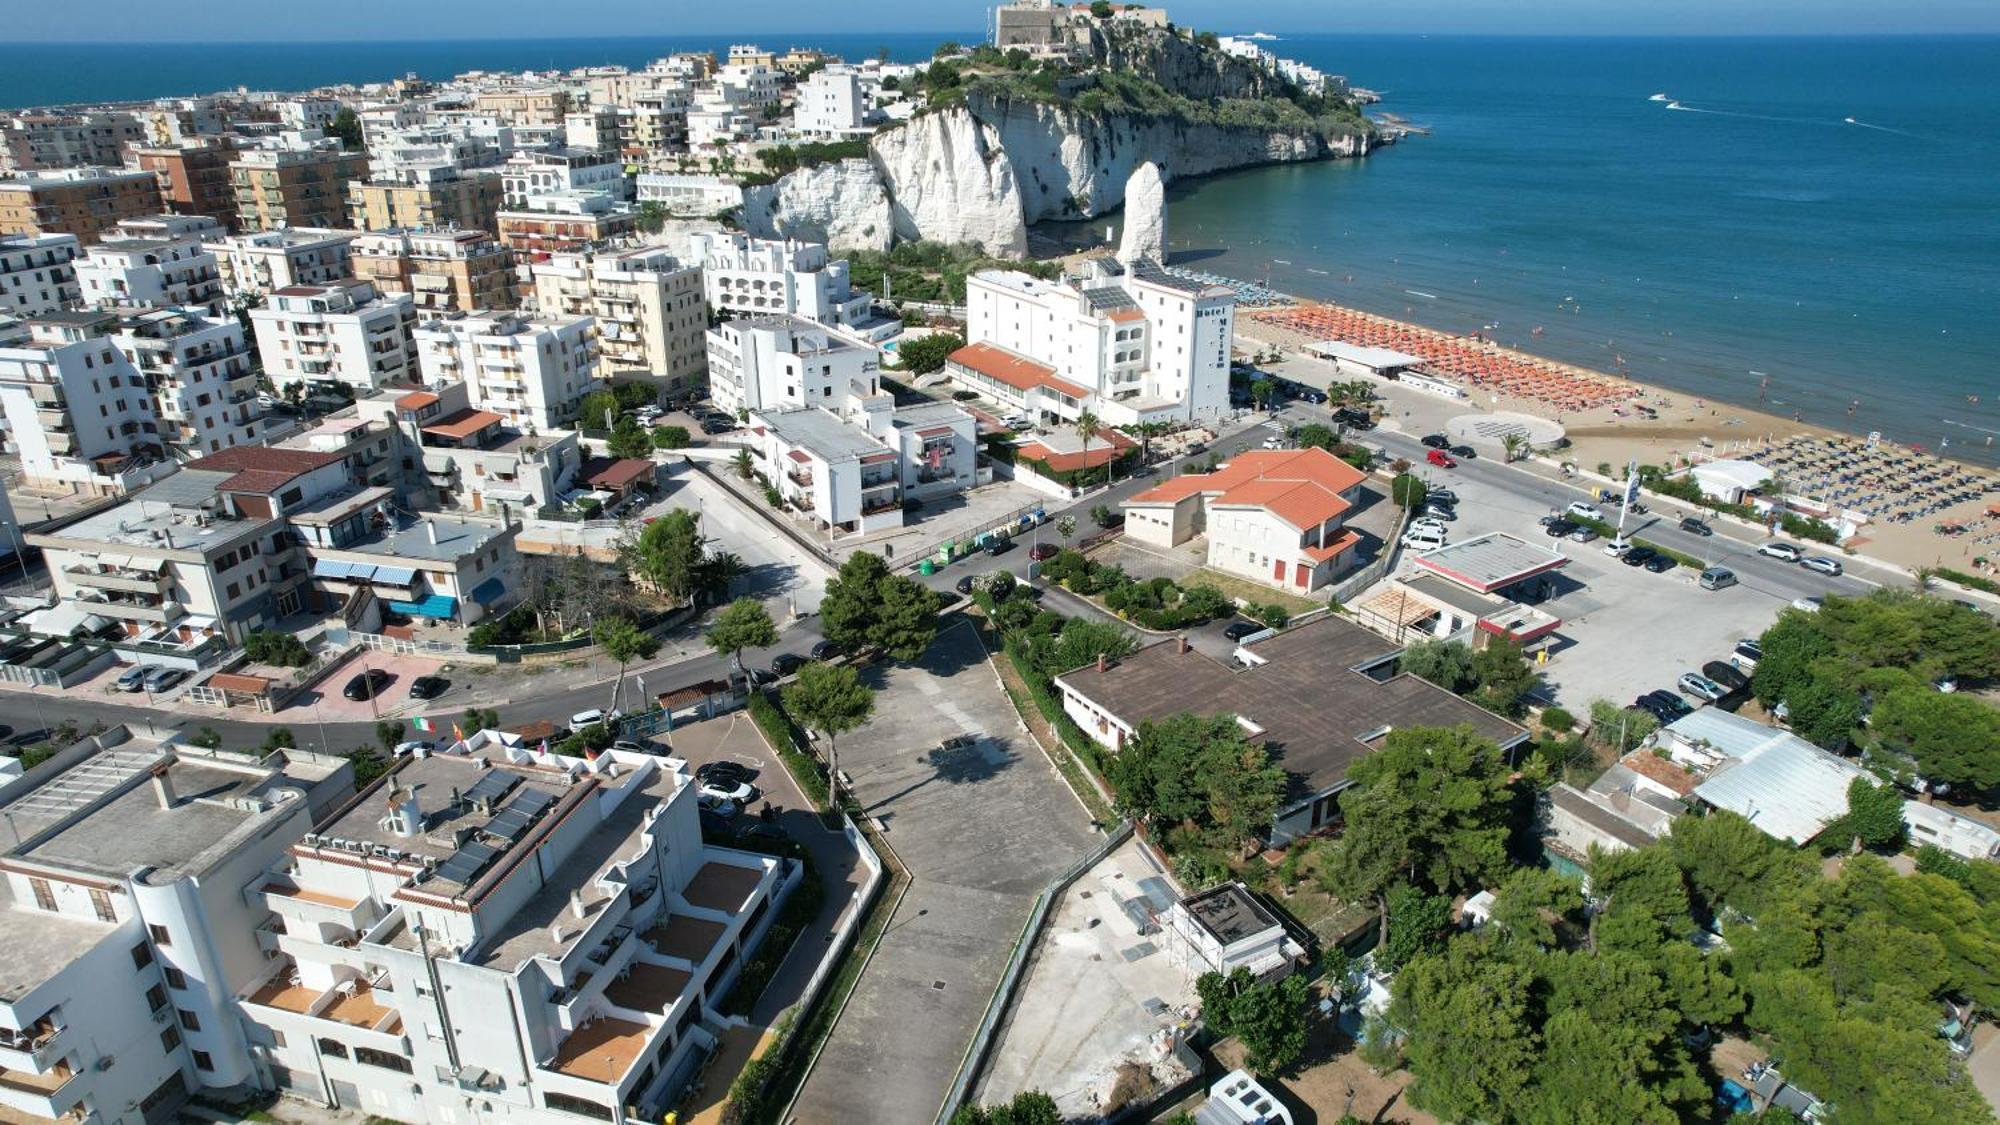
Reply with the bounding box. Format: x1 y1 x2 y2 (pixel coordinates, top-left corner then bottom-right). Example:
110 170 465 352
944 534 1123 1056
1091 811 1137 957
867 111 1029 259
739 158 894 252
1116 161 1166 265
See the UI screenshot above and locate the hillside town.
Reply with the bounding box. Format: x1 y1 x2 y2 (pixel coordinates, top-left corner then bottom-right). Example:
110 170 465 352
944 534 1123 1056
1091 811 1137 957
0 5 1997 1125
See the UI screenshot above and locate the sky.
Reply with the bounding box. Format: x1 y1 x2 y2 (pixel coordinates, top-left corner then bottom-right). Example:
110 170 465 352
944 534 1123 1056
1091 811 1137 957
10 0 2000 41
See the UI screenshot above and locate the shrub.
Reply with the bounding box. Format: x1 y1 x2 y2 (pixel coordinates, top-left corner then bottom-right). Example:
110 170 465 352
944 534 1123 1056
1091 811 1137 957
748 690 828 808
1779 512 1839 544
1390 473 1427 509
1540 706 1575 733
243 629 310 668
652 425 691 450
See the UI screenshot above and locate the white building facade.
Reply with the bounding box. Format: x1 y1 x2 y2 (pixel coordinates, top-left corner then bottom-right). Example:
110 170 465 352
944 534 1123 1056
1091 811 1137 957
0 233 81 317
414 311 601 432
250 280 418 395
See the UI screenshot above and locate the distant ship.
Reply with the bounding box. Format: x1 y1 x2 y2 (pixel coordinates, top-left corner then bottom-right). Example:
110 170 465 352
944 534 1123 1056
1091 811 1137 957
1844 116 1858 124
1242 31 1279 40
1649 93 1669 102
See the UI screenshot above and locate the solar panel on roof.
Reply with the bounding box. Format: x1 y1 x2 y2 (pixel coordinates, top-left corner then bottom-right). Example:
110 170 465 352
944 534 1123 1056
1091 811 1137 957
485 810 531 842
505 787 556 817
458 841 499 866
463 771 520 805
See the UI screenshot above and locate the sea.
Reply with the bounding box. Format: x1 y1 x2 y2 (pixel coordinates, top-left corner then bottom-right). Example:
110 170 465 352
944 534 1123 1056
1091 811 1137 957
6 34 1997 463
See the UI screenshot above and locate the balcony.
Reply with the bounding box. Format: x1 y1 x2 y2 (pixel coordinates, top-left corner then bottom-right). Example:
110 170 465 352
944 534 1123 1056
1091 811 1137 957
27 383 63 407
0 1061 81 1119
70 589 179 623
245 971 403 1038
64 563 168 594
254 877 380 934
545 1017 650 1086
785 471 813 488
0 1022 66 1074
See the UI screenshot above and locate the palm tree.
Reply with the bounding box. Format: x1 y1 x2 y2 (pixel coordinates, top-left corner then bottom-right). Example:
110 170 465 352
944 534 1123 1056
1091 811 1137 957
1501 433 1526 464
699 550 749 604
1073 409 1101 488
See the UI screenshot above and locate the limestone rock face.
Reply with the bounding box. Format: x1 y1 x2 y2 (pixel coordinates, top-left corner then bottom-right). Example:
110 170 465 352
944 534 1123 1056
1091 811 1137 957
740 158 893 252
1116 161 1167 265
867 109 1029 259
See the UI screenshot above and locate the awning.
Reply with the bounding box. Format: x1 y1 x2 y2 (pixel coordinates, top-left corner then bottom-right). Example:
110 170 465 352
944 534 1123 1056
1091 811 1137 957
312 559 355 579
372 565 418 586
470 577 506 605
134 556 170 573
97 553 133 570
388 594 458 619
346 563 380 583
483 488 532 504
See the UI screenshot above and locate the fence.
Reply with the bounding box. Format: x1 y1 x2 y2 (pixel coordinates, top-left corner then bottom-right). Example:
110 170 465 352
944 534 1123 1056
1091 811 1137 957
1329 502 1410 605
327 627 469 660
888 500 1050 572
934 821 1136 1124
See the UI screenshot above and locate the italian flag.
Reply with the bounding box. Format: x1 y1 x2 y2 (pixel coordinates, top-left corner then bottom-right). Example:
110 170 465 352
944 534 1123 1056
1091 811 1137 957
412 716 433 733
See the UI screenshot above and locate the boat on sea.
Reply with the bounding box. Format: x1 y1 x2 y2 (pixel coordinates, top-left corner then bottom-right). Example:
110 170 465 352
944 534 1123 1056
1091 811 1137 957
1405 289 1438 299
1649 93 1669 102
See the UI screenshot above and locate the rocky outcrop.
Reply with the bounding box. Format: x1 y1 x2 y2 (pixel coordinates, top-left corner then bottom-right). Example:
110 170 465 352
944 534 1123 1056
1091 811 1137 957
866 112 1029 259
1116 161 1166 265
740 158 894 252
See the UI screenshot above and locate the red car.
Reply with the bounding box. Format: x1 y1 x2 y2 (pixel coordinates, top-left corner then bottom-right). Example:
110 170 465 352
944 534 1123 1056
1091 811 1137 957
1029 543 1060 561
1426 448 1458 468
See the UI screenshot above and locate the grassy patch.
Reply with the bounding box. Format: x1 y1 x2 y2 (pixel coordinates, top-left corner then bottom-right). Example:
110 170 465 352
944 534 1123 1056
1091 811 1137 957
1192 567 1323 614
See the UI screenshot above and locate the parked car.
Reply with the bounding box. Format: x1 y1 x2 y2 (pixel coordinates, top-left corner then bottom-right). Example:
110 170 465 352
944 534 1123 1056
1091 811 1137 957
1567 525 1599 544
699 776 758 803
1223 620 1264 642
1633 696 1677 723
1296 388 1327 405
698 791 741 818
1420 434 1451 450
1678 672 1728 703
141 667 185 694
697 761 756 787
1801 556 1844 577
1791 596 1824 613
983 537 1015 556
954 574 978 595
1758 542 1804 562
568 707 620 731
1699 566 1739 591
1029 542 1060 561
737 820 789 844
1731 639 1763 670
1643 553 1678 573
115 665 151 692
1402 527 1448 552
1603 538 1633 558
1426 488 1458 506
1448 445 1477 460
343 669 393 701
1702 661 1749 692
1643 689 1694 719
1542 518 1579 538
770 652 806 677
1679 516 1714 536
407 675 448 700
809 639 842 661
1408 519 1450 538
1261 436 1288 451
1425 449 1457 469
1621 545 1659 568
1420 504 1457 523
1333 408 1375 430
393 740 437 756
1567 501 1604 521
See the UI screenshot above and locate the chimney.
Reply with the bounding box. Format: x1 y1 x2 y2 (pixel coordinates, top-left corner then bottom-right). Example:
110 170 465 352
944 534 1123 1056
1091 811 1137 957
1177 635 1190 655
426 520 439 545
1096 652 1107 673
570 890 587 919
386 785 423 838
150 764 176 810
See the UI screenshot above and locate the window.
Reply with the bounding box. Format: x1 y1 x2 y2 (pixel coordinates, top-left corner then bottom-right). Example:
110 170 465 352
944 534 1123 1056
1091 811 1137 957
29 878 56 912
160 1026 181 1053
131 942 153 970
165 966 187 990
269 1030 287 1049
315 1038 348 1059
89 889 115 922
192 1050 213 1072
544 1092 614 1121
146 984 167 1012
178 1008 200 1031
354 1046 412 1073
149 923 171 947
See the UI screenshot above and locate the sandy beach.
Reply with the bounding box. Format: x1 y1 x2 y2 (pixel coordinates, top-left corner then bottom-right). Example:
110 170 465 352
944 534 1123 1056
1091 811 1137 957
1236 304 2000 576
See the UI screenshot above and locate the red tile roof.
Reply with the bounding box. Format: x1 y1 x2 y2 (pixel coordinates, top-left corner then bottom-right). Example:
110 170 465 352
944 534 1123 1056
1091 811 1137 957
947 342 1092 401
421 408 504 441
582 457 657 491
1303 529 1363 564
396 391 440 411
188 444 347 495
1125 448 1368 531
1015 429 1136 472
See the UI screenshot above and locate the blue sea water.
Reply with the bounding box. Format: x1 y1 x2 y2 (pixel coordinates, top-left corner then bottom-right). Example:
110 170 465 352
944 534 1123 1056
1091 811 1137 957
1160 35 2000 464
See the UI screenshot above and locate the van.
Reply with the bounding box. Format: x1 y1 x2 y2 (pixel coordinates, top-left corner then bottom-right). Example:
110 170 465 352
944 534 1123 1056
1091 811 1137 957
1698 566 1738 591
1402 527 1447 552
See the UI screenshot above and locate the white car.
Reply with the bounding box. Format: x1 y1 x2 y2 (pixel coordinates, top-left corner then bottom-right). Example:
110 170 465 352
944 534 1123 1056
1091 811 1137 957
1603 538 1632 557
1567 501 1603 521
698 777 757 803
1800 556 1843 577
1408 518 1450 537
393 740 437 756
1791 596 1824 613
1759 542 1804 562
568 708 623 731
1261 436 1287 450
1402 527 1447 552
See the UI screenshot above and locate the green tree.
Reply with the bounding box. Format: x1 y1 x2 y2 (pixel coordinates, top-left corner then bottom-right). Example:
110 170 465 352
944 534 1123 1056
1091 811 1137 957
1500 432 1527 463
1665 809 1813 919
1840 775 1908 851
1090 0 1114 16
260 726 296 755
1105 712 1284 850
1054 515 1075 548
577 389 621 432
244 629 311 667
626 509 708 603
635 199 668 233
652 424 692 450
328 106 363 149
706 597 779 677
1390 472 1427 509
1032 618 1135 676
1400 639 1473 692
606 415 655 459
1073 409 1103 487
188 727 224 750
1379 883 1453 971
1197 968 1312 1075
375 719 404 753
1250 377 1277 410
819 551 938 660
1470 637 1537 717
1871 686 2000 789
895 332 964 375
1786 675 1864 750
462 706 501 734
1389 942 1538 1123
783 661 874 807
594 616 661 715
1587 697 1658 753
1295 422 1337 451
872 572 941 661
1490 866 1584 948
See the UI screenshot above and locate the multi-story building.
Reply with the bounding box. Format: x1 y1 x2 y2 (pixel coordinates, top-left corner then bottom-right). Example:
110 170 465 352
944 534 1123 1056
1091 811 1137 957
0 233 81 317
494 148 635 255
0 167 166 244
352 228 518 313
0 724 344 1125
215 228 356 299
564 108 624 156
748 399 978 538
528 244 706 394
362 125 501 182
633 173 741 217
75 230 225 315
113 305 265 456
956 256 1233 425
249 280 418 396
276 96 344 132
622 89 690 164
688 232 877 332
414 311 599 432
131 139 241 228
0 311 166 493
347 167 505 234
356 384 584 513
229 148 371 233
473 87 572 126
234 734 790 1124
705 313 882 418
500 147 628 210
794 68 869 137
1121 448 1369 594
495 202 639 257
0 111 146 172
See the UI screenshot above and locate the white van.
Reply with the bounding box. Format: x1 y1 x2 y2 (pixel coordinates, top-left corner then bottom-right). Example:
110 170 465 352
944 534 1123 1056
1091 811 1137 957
1402 527 1447 552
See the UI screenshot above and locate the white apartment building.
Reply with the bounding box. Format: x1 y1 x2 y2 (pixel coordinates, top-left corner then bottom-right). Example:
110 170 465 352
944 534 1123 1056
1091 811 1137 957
0 233 80 317
960 257 1233 425
0 725 347 1125
632 173 742 217
793 69 869 137
216 229 357 300
414 311 600 432
237 736 790 1124
0 311 166 493
250 280 418 396
706 313 884 418
1 111 146 172
688 232 874 330
365 126 503 182
528 245 706 394
113 215 228 243
277 96 344 132
113 305 266 456
500 148 629 211
76 232 225 316
749 399 978 538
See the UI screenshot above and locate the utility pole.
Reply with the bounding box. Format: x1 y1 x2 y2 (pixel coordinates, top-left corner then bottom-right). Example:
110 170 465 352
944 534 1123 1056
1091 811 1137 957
1613 458 1638 544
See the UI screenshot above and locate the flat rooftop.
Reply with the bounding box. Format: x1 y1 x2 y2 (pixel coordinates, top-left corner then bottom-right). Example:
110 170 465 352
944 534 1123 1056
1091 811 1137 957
889 400 973 430
759 407 891 462
310 751 576 873
1056 617 1528 805
0 886 116 1004
329 514 508 564
549 1016 651 1084
52 497 254 554
1411 531 1569 594
1180 882 1280 946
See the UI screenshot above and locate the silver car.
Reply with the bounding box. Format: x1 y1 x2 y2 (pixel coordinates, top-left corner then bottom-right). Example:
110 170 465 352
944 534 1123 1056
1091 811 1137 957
1678 672 1727 703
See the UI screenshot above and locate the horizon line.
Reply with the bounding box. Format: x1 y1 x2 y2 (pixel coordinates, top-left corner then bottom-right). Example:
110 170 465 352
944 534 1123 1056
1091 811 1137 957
11 29 2000 46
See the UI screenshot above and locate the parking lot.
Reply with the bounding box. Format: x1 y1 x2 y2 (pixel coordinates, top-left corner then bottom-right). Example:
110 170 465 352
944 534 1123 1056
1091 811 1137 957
283 651 452 721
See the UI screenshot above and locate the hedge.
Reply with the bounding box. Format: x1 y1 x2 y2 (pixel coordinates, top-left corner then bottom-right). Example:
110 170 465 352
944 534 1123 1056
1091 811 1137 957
747 690 829 809
1937 568 2000 596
